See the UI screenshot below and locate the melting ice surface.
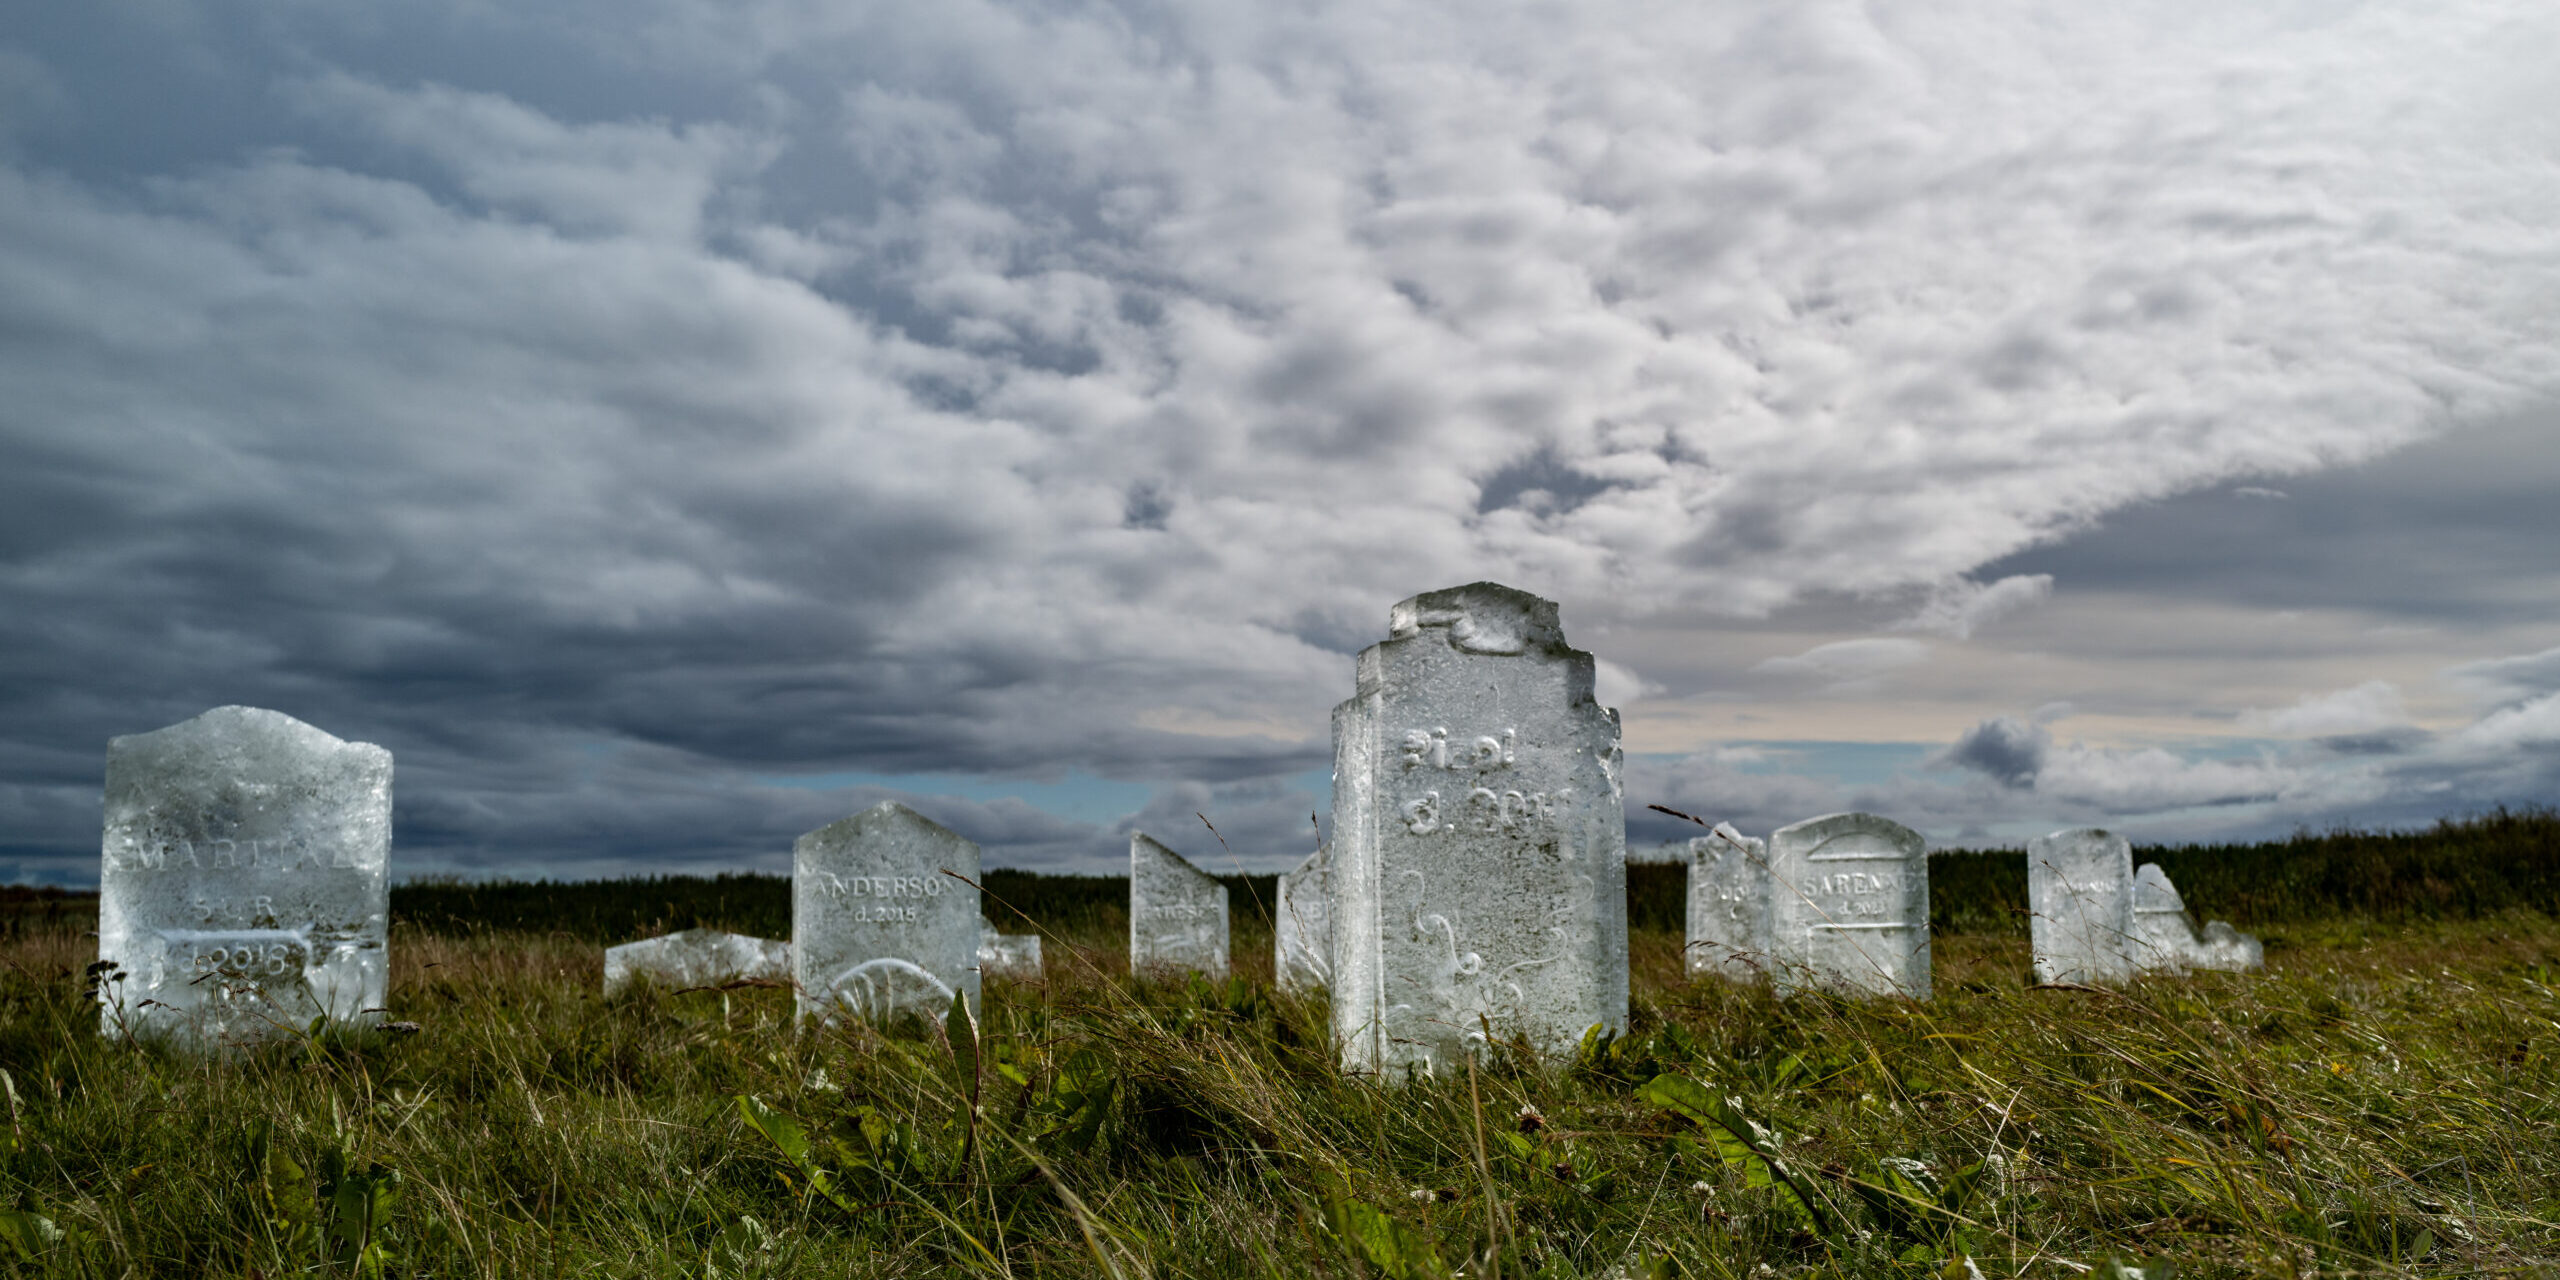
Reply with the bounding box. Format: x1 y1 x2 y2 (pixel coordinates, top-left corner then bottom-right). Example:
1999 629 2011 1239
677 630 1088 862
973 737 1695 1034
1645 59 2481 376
96 706 391 1048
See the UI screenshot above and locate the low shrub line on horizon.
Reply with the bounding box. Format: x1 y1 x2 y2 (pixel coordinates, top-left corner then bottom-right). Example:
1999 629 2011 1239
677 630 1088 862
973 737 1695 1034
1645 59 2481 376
9 810 2553 946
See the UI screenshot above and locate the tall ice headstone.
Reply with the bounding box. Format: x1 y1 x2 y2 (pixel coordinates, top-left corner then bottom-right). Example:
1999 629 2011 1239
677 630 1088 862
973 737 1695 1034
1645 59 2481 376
1329 582 1627 1076
1129 833 1229 978
794 802 981 1024
97 706 392 1046
2027 828 2136 986
1766 812 1929 999
1276 843 1332 993
1685 823 1770 982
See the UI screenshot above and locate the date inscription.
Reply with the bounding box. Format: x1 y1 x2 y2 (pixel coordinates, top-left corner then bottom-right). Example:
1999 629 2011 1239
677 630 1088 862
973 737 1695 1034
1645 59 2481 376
162 929 311 981
844 905 922 924
1397 786 1577 837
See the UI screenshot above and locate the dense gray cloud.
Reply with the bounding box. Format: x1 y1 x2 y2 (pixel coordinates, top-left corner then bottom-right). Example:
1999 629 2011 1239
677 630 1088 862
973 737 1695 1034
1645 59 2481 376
2 0 2557 879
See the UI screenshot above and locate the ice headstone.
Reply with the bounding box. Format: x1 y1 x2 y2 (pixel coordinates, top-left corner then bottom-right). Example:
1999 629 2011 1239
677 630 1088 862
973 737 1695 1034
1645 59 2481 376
1328 582 1627 1076
1685 823 1770 982
2027 828 2136 986
1766 812 1930 999
604 929 789 995
1129 833 1229 978
1275 843 1332 993
978 921 1044 981
2128 863 2194 972
793 802 981 1024
2130 863 2262 973
96 706 391 1046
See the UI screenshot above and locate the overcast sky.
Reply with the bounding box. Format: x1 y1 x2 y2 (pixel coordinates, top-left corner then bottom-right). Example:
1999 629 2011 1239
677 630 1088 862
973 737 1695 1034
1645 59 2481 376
4 0 2557 883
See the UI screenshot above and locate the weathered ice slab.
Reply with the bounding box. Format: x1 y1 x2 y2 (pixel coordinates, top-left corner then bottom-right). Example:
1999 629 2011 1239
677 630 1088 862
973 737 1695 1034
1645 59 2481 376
2027 828 2136 986
1766 813 1930 999
604 929 789 995
1329 582 1627 1076
1129 833 1229 978
1685 823 1770 982
96 706 392 1046
1275 844 1332 993
978 922 1044 981
794 802 981 1024
2195 920 2265 971
2130 863 2263 974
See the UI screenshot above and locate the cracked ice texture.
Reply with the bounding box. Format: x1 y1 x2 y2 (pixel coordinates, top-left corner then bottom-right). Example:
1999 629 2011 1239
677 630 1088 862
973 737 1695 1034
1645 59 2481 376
1328 582 1626 1077
2029 828 2137 986
978 922 1044 981
793 801 981 1025
604 929 788 994
2131 863 2264 974
1129 833 1229 978
1767 812 1930 1000
97 706 390 1047
1276 843 1331 994
1687 824 1771 983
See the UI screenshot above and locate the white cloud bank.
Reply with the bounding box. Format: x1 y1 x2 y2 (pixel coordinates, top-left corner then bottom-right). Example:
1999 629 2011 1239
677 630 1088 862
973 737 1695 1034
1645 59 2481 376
1 0 2557 874
2239 681 2412 738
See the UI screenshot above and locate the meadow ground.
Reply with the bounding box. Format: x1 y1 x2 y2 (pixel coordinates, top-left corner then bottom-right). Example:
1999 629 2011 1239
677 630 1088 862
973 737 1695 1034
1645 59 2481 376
2 821 2559 1278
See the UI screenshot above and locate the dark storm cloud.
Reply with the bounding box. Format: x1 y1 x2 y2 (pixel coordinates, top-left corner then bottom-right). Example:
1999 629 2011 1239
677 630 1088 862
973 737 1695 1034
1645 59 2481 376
1933 718 2049 789
3 0 2558 879
1980 407 2560 625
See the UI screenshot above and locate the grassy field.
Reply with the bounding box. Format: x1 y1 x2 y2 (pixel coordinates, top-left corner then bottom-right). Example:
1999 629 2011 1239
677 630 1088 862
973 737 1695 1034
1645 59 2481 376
2 815 2557 1277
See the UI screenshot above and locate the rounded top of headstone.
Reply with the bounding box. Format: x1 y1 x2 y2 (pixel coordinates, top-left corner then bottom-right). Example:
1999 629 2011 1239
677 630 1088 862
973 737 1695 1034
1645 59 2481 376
111 704 386 764
1387 582 1565 656
800 799 970 849
2029 827 2127 856
1768 811 1924 854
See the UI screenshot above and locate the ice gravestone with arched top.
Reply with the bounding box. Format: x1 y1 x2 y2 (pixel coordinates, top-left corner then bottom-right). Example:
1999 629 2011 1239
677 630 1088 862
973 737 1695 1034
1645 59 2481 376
1129 833 1229 978
793 802 981 1024
2028 827 2136 986
1686 823 1770 982
1766 812 1930 999
96 706 392 1047
1328 582 1628 1076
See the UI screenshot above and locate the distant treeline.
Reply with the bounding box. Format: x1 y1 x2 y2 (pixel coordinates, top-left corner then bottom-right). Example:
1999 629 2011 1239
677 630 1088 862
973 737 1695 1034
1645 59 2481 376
11 810 2557 942
390 869 1284 945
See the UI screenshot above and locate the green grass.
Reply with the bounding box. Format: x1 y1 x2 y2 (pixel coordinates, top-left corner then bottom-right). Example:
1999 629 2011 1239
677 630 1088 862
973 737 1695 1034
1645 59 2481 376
3 814 2558 1277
